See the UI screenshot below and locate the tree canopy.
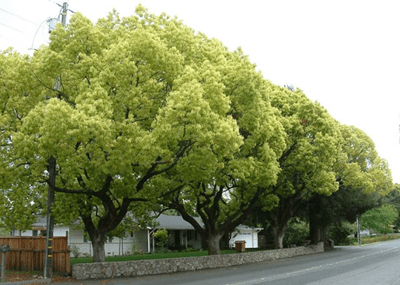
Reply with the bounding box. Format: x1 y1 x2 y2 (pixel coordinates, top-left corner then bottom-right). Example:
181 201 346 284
0 6 274 259
361 205 398 234
162 56 287 255
260 86 342 248
306 125 392 241
0 5 395 258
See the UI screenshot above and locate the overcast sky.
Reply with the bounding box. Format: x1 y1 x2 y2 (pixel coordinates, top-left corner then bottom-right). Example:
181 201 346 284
1 0 400 183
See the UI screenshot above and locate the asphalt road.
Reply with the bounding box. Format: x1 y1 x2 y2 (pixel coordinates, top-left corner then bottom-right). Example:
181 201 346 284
59 239 400 285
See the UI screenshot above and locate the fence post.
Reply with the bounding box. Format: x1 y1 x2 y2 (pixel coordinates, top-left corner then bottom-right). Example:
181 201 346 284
1 251 5 283
1 252 5 283
0 245 11 283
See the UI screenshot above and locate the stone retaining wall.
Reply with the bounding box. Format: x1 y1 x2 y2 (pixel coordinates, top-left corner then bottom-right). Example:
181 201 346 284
72 242 324 280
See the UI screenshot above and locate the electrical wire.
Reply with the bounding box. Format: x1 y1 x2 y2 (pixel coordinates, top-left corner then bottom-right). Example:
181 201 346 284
0 34 30 52
30 19 51 50
0 8 38 26
0 22 25 34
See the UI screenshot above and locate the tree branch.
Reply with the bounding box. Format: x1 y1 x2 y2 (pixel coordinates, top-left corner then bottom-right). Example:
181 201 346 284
53 186 95 195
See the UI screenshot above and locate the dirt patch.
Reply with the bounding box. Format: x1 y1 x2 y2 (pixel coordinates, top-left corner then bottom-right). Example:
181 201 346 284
5 272 76 284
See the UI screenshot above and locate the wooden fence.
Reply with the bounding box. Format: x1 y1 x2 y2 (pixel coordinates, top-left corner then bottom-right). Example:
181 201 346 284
0 235 71 274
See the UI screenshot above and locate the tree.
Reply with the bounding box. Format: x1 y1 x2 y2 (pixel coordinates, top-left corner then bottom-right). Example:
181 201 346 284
307 125 392 244
384 184 400 230
159 52 286 254
0 7 242 262
262 86 342 248
361 204 398 234
0 49 44 233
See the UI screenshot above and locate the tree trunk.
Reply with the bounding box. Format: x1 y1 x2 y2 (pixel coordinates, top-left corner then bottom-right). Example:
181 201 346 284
205 234 222 255
91 232 108 263
309 218 321 244
82 215 110 263
309 198 324 244
272 226 286 249
78 193 136 263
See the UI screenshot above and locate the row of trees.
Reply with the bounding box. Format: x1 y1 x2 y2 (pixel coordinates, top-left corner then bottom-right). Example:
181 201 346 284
0 6 393 262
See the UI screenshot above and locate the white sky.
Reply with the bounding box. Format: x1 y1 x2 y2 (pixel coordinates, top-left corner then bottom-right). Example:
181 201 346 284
1 0 400 183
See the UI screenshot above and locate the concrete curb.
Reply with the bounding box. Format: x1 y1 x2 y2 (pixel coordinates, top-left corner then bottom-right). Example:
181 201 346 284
1 278 51 285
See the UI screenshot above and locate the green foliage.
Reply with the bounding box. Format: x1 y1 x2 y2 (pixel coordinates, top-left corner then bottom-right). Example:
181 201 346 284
384 184 400 231
301 125 393 246
336 125 393 196
269 86 342 198
283 219 309 247
348 234 400 245
362 204 399 234
0 5 395 258
153 228 169 248
106 215 150 239
0 228 9 236
0 6 249 258
71 245 81 258
260 86 343 248
131 242 143 255
327 222 355 245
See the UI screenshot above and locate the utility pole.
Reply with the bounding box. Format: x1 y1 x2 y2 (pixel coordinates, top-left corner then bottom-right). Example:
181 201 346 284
44 2 70 279
357 215 361 246
44 157 56 279
61 2 68 26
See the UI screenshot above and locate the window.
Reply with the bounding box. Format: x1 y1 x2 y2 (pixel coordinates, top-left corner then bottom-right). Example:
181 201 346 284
187 231 197 241
32 230 38 237
83 231 89 243
108 236 113 243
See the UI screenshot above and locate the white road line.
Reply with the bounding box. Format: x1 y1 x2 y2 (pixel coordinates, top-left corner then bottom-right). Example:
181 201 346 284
225 244 400 285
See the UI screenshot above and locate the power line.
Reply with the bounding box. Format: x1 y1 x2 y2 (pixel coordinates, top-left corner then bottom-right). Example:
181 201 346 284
0 22 26 34
0 34 11 41
30 19 50 50
0 34 30 52
0 8 38 26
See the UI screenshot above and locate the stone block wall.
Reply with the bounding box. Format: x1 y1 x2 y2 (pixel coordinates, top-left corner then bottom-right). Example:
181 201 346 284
72 242 324 280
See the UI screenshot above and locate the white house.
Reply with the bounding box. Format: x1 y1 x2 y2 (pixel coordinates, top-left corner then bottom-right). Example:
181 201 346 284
10 216 148 256
151 214 203 251
11 215 262 256
229 225 263 249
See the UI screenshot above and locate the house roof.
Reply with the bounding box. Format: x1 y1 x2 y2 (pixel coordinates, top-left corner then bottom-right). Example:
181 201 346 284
30 216 80 230
32 217 47 228
234 225 263 232
154 214 203 230
30 215 259 233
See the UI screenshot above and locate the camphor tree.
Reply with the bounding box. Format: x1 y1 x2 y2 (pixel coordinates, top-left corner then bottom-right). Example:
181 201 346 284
261 86 342 249
157 48 287 254
0 6 243 262
307 124 393 243
0 49 44 233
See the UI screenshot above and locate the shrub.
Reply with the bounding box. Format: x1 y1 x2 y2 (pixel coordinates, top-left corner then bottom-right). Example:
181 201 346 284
71 245 80 258
328 222 355 245
283 219 309 247
153 228 169 249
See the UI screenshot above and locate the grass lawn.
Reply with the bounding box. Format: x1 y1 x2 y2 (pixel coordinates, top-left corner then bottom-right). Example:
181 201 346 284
349 234 400 245
70 248 264 265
